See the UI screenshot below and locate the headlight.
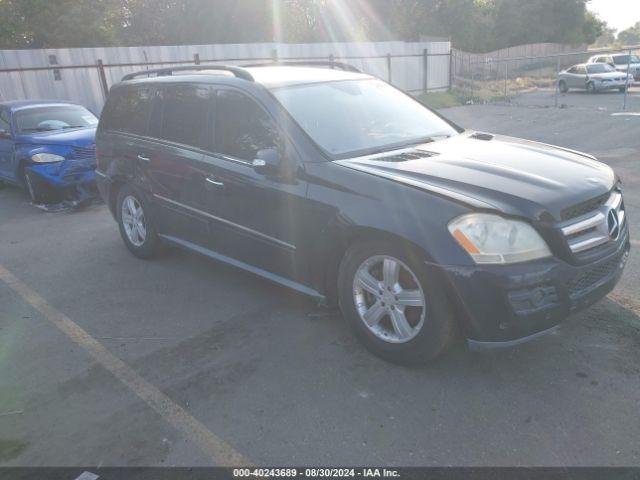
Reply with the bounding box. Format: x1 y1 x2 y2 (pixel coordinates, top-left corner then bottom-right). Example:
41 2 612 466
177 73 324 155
448 213 551 264
31 153 65 163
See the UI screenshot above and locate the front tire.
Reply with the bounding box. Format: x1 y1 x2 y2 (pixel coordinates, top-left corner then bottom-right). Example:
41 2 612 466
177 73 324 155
338 240 456 365
24 169 54 204
558 80 568 93
619 86 627 93
586 82 596 93
116 184 162 259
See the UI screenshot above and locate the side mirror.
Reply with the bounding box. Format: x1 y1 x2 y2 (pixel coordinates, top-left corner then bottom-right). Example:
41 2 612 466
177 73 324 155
252 148 282 175
0 129 11 139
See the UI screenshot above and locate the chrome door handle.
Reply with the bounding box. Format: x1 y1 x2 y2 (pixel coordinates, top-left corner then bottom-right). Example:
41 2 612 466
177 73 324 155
205 175 224 187
137 154 150 162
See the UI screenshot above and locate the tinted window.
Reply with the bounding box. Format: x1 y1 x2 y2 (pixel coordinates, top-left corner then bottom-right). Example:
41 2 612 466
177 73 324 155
587 64 615 74
273 79 457 158
215 90 280 161
576 66 587 74
160 84 210 149
613 55 640 65
102 86 153 135
14 105 97 134
567 67 578 74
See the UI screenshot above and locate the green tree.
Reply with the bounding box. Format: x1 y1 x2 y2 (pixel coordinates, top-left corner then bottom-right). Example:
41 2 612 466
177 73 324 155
617 22 640 46
0 0 612 52
0 0 122 48
592 21 616 47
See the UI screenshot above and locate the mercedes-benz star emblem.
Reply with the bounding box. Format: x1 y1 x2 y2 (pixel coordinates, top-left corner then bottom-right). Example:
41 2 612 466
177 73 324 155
607 209 620 240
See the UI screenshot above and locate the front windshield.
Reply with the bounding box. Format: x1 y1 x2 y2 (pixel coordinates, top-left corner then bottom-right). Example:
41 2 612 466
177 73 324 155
15 105 98 134
273 79 458 158
587 63 615 73
613 55 640 65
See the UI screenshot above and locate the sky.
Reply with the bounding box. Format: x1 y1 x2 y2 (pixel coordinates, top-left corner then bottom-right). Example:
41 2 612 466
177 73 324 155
588 0 640 33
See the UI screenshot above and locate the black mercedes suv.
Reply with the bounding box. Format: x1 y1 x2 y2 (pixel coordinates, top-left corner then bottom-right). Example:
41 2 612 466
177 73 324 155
96 62 629 364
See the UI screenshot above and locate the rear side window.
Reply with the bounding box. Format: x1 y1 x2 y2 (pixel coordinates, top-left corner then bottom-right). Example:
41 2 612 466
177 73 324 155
101 86 153 136
160 84 210 149
215 90 280 161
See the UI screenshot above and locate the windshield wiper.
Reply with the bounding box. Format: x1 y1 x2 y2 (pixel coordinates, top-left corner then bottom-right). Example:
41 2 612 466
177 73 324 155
21 127 55 132
62 125 87 129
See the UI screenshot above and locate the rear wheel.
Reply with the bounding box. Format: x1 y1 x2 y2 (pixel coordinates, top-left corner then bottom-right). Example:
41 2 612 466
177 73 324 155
116 184 162 259
24 169 54 204
619 86 627 93
338 240 456 365
558 80 568 93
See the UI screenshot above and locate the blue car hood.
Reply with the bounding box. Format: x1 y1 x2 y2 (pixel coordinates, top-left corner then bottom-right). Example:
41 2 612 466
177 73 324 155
15 127 96 148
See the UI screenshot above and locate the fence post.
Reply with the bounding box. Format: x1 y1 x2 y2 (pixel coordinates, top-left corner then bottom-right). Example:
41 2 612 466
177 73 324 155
623 47 631 111
449 48 454 91
386 53 392 83
422 48 429 93
329 53 335 69
271 49 278 63
555 56 560 108
96 59 109 100
194 53 200 65
504 60 508 103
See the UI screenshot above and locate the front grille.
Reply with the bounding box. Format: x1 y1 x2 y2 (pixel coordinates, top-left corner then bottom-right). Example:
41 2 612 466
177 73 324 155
561 193 609 220
560 190 625 255
566 250 626 298
71 144 96 161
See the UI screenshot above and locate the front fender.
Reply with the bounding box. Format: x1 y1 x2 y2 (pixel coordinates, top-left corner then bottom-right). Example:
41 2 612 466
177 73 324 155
303 162 477 294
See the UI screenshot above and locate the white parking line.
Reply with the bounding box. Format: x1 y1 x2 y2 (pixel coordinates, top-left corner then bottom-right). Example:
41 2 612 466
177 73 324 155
0 264 250 466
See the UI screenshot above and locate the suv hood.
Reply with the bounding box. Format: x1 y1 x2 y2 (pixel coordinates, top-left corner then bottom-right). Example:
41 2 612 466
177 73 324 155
15 127 96 148
335 132 615 221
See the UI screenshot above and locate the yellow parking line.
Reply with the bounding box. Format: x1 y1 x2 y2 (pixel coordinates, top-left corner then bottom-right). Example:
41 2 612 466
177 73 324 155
0 264 250 466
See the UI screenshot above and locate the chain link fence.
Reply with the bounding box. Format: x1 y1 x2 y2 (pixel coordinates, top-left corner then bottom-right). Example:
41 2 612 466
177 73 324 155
452 46 640 113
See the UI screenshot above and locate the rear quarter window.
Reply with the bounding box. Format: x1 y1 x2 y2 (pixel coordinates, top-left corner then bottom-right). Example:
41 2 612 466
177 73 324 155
101 86 154 136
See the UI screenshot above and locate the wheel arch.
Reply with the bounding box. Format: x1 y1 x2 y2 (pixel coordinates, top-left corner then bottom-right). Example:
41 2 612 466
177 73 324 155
322 226 440 305
108 178 126 218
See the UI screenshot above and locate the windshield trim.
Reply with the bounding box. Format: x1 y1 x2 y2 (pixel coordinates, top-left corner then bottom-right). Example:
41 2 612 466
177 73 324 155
269 78 462 161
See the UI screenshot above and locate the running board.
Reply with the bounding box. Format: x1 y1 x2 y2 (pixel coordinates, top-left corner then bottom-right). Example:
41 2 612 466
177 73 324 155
158 234 326 301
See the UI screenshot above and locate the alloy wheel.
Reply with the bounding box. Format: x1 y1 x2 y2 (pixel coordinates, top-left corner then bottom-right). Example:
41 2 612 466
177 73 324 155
121 195 147 247
352 255 426 343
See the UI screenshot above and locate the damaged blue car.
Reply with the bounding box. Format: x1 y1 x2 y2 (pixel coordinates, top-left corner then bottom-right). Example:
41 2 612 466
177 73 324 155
0 100 98 206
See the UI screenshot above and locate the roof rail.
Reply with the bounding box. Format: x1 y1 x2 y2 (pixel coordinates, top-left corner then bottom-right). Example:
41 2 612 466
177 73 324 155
242 60 361 73
121 65 254 82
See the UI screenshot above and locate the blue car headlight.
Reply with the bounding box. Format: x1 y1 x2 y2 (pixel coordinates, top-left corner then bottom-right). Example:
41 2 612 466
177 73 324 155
31 153 65 163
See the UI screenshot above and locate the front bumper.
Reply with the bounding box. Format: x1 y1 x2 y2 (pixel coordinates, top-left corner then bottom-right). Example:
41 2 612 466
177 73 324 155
28 159 96 188
439 227 630 348
594 81 628 90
